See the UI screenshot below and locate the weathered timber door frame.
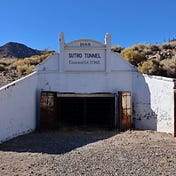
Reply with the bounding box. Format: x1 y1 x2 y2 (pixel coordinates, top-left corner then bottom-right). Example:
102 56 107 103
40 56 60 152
40 91 57 129
114 93 119 129
118 91 132 131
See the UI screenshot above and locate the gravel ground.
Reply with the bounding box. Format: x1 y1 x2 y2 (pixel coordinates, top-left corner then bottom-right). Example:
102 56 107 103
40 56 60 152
0 129 176 176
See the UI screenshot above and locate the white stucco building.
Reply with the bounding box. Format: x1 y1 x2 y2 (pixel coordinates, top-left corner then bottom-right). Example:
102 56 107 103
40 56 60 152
0 33 176 143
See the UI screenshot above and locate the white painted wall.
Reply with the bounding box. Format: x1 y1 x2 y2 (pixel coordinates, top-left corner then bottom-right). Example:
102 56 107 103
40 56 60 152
0 72 38 143
0 33 175 143
133 73 175 134
111 52 137 72
37 52 135 93
35 54 59 71
38 71 133 93
37 51 175 135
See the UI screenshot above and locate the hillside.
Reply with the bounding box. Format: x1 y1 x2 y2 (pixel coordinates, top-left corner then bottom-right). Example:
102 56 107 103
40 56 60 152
0 42 44 59
0 51 54 87
0 40 175 87
0 42 55 87
112 40 176 78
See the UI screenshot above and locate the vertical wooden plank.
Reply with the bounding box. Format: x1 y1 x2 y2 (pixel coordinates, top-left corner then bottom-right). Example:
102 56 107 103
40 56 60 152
119 91 132 131
40 91 56 129
114 93 118 129
118 92 123 130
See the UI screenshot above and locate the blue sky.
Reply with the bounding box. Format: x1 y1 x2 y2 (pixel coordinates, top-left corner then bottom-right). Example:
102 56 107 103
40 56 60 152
0 0 176 51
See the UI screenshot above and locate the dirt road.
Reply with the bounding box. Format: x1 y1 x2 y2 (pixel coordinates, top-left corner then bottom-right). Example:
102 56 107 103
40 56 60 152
0 130 176 176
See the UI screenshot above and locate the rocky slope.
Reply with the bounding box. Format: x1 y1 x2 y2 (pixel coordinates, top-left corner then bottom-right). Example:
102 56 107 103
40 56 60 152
0 42 44 59
112 40 176 78
0 40 175 88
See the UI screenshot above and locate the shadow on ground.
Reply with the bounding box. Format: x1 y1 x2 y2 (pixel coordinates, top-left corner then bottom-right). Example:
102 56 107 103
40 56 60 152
0 129 116 154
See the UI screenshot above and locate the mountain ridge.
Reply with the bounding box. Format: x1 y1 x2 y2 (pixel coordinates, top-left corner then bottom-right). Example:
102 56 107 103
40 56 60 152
0 42 45 59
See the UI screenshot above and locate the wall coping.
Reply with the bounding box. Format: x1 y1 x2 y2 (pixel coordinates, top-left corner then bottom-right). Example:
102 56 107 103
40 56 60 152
0 71 38 92
143 73 176 82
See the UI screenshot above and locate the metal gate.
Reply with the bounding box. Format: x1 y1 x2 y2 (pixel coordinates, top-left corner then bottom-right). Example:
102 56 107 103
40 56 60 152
118 91 132 131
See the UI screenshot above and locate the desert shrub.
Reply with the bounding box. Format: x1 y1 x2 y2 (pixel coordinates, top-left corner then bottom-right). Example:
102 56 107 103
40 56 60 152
111 45 124 53
38 53 52 62
162 41 176 50
0 58 16 66
9 60 25 70
163 44 173 50
148 44 161 51
24 57 36 65
147 45 161 52
121 48 146 66
25 65 35 75
132 44 146 52
138 60 160 75
160 57 176 77
8 64 17 70
6 52 49 74
12 60 25 66
17 64 28 75
26 52 54 65
23 58 31 65
143 48 153 55
0 64 6 71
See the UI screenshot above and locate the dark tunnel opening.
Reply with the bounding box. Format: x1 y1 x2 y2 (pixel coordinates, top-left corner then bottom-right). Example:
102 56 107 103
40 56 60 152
56 96 115 129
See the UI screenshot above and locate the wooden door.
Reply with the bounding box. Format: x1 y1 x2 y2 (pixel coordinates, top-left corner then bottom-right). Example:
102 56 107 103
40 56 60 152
119 91 132 131
40 91 56 129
